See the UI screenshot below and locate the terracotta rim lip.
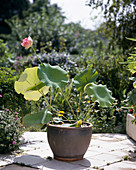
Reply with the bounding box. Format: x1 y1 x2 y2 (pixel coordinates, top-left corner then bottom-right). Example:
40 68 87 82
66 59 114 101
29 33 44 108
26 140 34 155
54 155 83 162
47 120 93 129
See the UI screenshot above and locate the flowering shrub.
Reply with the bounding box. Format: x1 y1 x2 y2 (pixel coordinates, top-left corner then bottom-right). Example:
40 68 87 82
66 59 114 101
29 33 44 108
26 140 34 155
0 109 23 153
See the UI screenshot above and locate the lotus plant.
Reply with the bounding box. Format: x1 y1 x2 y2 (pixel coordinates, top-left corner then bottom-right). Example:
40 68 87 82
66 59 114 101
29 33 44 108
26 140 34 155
14 36 115 128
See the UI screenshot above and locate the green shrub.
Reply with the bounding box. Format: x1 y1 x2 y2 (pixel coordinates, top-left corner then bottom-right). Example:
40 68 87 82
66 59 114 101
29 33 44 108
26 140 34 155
86 51 130 101
0 67 32 118
0 109 24 153
0 39 12 67
89 101 127 133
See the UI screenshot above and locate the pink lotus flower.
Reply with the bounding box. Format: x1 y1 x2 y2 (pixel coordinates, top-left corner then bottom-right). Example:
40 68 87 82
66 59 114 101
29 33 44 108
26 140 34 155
0 94 2 97
21 36 33 49
12 141 16 145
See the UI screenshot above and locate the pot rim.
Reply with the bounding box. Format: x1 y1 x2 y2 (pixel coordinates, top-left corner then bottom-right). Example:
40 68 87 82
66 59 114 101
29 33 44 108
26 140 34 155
47 120 93 129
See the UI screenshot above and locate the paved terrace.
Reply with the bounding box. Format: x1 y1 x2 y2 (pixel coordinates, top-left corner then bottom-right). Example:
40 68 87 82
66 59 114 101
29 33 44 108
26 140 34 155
0 132 136 170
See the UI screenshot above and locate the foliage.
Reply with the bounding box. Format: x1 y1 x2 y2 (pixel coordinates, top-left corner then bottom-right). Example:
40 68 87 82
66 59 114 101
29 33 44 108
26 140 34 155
121 38 136 123
2 0 105 57
0 0 30 35
0 66 32 117
4 2 66 54
14 41 115 128
85 50 131 101
0 39 12 67
0 109 24 153
90 101 127 133
88 0 136 53
0 39 28 113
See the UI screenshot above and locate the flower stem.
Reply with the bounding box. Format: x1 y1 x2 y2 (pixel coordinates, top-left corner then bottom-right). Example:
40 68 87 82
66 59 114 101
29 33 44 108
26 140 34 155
31 46 42 64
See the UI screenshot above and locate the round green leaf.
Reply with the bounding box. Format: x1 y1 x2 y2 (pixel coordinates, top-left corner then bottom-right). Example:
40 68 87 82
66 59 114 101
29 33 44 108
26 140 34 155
74 67 98 92
23 109 52 128
38 63 69 90
14 67 49 101
86 83 115 107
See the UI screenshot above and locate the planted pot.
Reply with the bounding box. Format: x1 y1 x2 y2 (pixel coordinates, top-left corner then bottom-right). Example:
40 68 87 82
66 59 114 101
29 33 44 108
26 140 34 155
47 120 92 162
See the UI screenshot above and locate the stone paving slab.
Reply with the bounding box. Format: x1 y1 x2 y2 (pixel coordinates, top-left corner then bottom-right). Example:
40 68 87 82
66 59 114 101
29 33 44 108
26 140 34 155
0 132 136 170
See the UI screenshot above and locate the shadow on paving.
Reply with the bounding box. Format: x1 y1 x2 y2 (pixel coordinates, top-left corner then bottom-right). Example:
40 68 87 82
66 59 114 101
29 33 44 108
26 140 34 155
0 163 37 170
13 155 91 170
126 137 136 161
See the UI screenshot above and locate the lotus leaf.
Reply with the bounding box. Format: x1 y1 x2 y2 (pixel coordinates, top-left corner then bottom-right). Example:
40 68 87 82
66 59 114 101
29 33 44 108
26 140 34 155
14 67 49 101
23 109 52 128
38 63 69 90
74 67 98 92
86 83 115 107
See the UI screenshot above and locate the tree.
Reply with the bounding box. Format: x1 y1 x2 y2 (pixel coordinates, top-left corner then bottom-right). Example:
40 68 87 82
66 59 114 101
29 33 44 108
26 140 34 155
0 0 30 34
88 0 136 53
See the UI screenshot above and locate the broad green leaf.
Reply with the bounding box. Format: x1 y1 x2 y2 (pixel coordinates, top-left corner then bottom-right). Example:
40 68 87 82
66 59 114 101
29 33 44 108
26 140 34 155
128 62 136 74
86 83 115 107
129 77 136 81
127 56 136 62
23 109 52 128
133 81 136 88
38 63 69 90
127 89 136 106
126 37 136 42
74 67 98 92
126 57 136 74
129 53 136 57
14 67 49 101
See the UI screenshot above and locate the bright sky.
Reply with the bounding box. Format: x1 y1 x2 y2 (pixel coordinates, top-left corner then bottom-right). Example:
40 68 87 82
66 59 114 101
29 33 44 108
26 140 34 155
50 0 103 30
29 0 104 30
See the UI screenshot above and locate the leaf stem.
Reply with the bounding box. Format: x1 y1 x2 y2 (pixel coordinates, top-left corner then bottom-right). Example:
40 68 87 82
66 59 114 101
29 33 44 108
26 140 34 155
49 87 52 112
40 90 58 113
77 92 82 120
60 88 76 119
83 102 95 122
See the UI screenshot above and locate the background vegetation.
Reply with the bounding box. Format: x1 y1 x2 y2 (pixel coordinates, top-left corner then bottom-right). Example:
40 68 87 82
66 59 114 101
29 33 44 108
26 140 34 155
0 0 135 137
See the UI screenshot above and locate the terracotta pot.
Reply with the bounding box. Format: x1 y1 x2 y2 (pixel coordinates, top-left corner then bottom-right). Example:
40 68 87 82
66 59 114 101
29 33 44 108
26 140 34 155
47 120 92 162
